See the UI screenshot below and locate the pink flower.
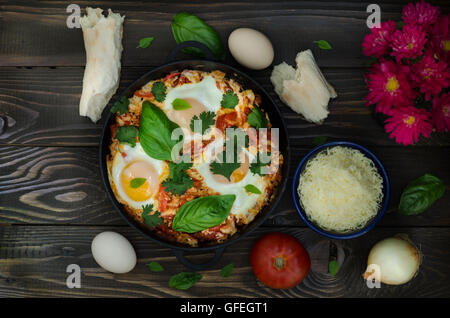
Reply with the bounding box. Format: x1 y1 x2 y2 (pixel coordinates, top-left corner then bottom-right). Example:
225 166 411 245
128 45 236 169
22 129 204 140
384 107 433 145
411 52 450 100
390 25 427 61
430 14 450 64
365 60 416 115
362 21 397 57
402 0 440 31
431 93 450 132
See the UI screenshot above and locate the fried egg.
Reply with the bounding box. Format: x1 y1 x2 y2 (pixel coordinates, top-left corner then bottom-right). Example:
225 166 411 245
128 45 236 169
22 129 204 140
164 76 222 132
111 142 167 209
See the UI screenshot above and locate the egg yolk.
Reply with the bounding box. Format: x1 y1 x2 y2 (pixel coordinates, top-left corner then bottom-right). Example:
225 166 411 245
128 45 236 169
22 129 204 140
120 161 159 201
170 98 208 131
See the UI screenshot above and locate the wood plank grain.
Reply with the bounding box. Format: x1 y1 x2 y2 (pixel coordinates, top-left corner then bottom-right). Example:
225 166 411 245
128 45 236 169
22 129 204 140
1 145 448 226
0 225 448 297
1 67 449 146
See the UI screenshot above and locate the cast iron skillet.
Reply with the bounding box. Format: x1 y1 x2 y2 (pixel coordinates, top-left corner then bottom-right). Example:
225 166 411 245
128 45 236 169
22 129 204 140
99 41 290 270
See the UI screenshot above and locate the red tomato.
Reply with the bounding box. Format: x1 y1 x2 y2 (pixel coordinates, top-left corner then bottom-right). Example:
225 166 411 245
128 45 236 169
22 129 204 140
250 232 311 289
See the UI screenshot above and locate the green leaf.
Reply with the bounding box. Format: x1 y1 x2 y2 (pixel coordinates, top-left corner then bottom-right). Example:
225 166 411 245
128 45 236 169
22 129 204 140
250 152 271 176
221 91 239 109
151 81 167 102
110 96 130 115
139 101 183 161
247 107 268 129
314 40 332 50
244 184 262 194
162 161 194 195
130 177 146 189
399 173 446 215
329 260 339 277
171 12 225 60
210 159 241 181
172 98 192 110
115 125 139 147
190 111 216 134
169 272 202 290
137 37 154 49
172 194 236 233
147 261 164 272
221 263 234 278
142 204 164 228
312 136 328 146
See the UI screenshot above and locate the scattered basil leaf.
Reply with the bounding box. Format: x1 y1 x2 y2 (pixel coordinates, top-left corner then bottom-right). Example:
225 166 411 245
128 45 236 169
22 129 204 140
221 91 239 109
171 12 225 59
130 177 147 189
399 173 446 215
172 98 192 110
142 204 164 228
147 261 164 272
151 81 167 102
244 184 262 194
329 260 339 277
110 96 130 115
115 125 139 147
137 37 154 49
169 272 202 290
172 194 236 233
314 40 332 50
247 107 268 129
139 101 183 161
312 136 328 146
190 111 216 134
221 263 234 278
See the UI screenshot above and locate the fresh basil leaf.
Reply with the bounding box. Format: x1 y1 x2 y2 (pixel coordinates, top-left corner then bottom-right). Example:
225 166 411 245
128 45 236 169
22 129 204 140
169 272 202 290
313 136 328 146
110 96 129 115
115 125 139 147
172 194 236 233
244 184 262 194
172 98 192 110
130 177 146 189
139 101 183 161
247 107 268 129
147 261 164 272
329 260 339 277
399 173 446 215
171 12 225 59
221 263 234 278
221 91 239 109
137 37 154 49
151 81 167 102
314 40 332 50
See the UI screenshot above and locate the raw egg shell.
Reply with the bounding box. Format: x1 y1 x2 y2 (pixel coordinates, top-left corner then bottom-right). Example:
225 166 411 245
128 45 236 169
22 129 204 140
228 28 274 70
91 231 137 274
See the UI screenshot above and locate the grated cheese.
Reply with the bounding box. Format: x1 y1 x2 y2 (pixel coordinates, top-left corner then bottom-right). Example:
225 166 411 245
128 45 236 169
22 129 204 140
297 146 383 233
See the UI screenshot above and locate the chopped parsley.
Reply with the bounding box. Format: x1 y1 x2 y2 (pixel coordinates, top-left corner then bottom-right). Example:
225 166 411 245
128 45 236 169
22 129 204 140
250 152 271 176
142 204 163 228
247 107 268 129
190 111 216 134
221 90 239 109
115 125 139 147
151 81 167 102
162 161 194 195
110 96 129 115
210 134 244 181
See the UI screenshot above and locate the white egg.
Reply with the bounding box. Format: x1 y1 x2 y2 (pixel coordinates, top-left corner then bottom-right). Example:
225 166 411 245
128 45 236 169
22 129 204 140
91 231 137 274
163 76 223 131
111 142 166 209
228 28 274 70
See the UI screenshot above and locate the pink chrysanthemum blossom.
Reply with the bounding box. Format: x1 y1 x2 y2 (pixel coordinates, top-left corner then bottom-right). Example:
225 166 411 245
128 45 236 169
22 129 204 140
362 21 397 57
402 0 440 31
390 24 427 61
430 14 450 64
410 52 450 100
384 107 433 145
431 93 450 132
365 60 416 115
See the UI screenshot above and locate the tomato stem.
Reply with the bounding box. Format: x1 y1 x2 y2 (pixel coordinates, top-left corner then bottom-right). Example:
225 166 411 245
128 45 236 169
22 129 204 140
274 256 286 271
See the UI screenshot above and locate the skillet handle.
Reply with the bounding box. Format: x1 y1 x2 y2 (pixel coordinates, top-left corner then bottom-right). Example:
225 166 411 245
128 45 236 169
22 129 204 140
166 41 217 62
172 247 225 271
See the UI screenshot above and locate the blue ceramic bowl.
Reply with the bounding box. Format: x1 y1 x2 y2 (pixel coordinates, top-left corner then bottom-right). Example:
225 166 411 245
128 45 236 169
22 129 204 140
292 141 390 239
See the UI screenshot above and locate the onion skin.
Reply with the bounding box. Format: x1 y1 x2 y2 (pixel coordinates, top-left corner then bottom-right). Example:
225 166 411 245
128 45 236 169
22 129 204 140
363 236 420 285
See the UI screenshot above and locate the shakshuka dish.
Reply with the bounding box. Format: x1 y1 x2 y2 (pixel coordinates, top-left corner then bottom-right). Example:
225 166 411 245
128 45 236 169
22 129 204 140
107 69 283 246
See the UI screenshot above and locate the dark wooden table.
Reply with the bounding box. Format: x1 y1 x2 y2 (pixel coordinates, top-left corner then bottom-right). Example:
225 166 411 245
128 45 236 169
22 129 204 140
0 0 449 298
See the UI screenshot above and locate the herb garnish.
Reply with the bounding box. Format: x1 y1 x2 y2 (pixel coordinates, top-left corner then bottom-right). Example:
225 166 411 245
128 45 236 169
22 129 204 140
329 260 339 277
130 177 146 189
110 96 130 115
172 98 192 110
312 136 328 146
314 40 332 50
151 81 167 102
142 204 164 228
221 263 234 278
190 111 216 134
137 37 154 49
147 261 164 272
221 91 239 109
247 107 268 129
244 184 262 194
162 161 194 195
115 125 139 147
250 152 271 176
169 272 202 290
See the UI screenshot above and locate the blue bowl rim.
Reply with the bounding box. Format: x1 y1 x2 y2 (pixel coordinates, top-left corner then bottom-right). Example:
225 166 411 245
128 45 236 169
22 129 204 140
291 141 391 239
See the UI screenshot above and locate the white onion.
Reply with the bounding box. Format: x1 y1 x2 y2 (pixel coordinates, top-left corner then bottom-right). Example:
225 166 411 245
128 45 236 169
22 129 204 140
363 235 421 285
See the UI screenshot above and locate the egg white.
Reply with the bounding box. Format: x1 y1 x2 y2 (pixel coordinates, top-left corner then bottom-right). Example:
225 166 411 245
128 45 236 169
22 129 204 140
111 142 166 209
